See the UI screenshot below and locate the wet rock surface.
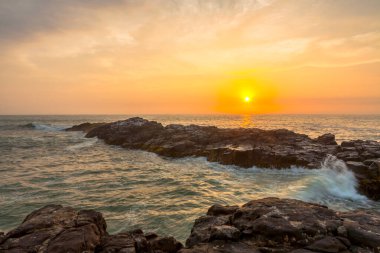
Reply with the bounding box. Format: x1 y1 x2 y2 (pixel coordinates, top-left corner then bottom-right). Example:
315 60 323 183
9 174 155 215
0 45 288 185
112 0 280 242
66 117 380 200
1 198 378 253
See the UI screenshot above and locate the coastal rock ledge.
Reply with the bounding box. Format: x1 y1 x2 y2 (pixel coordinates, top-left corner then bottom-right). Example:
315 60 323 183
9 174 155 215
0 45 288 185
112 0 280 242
66 117 380 200
0 198 379 253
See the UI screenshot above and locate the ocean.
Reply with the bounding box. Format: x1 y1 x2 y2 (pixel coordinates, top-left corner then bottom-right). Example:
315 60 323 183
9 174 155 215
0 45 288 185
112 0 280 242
0 114 380 242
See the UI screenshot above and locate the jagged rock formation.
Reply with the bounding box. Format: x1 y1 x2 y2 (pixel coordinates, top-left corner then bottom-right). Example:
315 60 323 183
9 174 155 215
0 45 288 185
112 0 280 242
0 205 183 253
66 117 380 200
1 198 379 252
181 198 380 253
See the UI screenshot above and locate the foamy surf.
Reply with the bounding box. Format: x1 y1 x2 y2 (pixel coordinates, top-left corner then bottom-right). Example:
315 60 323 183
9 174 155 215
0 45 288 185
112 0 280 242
297 155 368 203
202 155 369 208
65 138 98 151
22 123 66 131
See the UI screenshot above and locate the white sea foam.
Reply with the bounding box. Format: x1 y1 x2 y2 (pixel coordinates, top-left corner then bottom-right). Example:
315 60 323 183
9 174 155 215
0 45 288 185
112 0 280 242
296 155 367 203
65 138 98 151
200 155 368 207
28 123 66 131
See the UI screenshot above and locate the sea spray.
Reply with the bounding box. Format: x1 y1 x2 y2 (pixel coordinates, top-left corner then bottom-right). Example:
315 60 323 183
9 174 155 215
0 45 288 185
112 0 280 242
297 155 367 204
21 123 66 131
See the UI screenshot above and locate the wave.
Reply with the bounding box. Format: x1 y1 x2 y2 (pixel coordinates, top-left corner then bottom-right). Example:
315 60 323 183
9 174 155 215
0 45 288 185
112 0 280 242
20 123 66 131
65 138 98 151
296 155 367 204
200 155 369 209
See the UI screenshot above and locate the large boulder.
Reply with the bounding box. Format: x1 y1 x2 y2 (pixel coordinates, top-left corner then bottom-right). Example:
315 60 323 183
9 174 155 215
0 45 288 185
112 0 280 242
95 229 183 253
0 205 183 253
184 198 380 252
0 205 107 253
315 133 338 145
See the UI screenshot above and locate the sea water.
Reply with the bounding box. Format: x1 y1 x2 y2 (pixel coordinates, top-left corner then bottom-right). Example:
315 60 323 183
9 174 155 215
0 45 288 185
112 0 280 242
0 114 379 242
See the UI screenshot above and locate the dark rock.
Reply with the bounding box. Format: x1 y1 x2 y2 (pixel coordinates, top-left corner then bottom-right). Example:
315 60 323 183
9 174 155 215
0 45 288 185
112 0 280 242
207 204 239 216
1 199 380 253
185 215 230 247
340 210 380 249
96 232 137 253
184 198 380 253
315 133 337 145
0 204 106 253
209 225 240 241
345 161 378 179
357 178 380 201
178 241 261 253
149 236 183 253
306 236 347 252
369 160 380 177
65 122 106 133
65 118 380 200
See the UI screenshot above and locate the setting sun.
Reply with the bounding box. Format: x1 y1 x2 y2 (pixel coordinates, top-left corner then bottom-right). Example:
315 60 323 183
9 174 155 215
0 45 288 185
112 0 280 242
244 97 251 103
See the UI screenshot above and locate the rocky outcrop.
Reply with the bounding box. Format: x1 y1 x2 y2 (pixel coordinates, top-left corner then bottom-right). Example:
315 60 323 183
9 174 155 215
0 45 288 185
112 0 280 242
0 205 183 253
1 198 379 253
66 117 380 200
182 198 380 253
0 204 107 253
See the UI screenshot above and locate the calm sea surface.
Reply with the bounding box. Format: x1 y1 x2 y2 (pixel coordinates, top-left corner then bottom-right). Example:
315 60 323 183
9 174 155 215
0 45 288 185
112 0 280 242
1 114 379 242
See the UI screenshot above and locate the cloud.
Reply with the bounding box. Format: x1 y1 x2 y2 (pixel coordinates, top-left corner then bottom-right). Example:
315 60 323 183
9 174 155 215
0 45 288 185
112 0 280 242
0 0 379 114
0 0 127 45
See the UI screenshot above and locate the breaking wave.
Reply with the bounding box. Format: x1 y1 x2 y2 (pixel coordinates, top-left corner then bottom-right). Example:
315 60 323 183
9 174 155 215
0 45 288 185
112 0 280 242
297 155 367 204
65 138 98 151
21 123 66 131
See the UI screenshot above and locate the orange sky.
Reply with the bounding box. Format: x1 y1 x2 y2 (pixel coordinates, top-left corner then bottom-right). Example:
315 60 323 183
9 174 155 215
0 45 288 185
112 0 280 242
0 0 379 114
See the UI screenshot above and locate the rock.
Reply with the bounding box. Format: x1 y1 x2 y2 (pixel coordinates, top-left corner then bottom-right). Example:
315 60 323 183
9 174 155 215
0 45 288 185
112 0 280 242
66 118 380 200
149 236 183 253
178 241 261 253
315 133 337 145
340 210 380 249
96 232 138 253
65 122 106 133
357 178 380 201
210 225 240 241
0 205 107 253
0 205 183 253
346 161 377 179
207 204 239 216
185 215 230 247
306 236 347 252
184 198 380 252
1 199 380 253
369 160 380 176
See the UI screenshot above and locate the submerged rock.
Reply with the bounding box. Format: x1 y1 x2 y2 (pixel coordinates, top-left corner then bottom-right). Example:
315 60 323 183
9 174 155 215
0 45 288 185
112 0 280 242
0 198 379 253
66 118 380 200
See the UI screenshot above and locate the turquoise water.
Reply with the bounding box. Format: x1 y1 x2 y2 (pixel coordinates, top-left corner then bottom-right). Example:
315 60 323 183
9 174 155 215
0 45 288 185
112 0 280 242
0 115 379 242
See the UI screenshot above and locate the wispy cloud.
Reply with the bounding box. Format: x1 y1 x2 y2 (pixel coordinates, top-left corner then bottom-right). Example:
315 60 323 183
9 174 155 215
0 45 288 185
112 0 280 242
0 0 379 114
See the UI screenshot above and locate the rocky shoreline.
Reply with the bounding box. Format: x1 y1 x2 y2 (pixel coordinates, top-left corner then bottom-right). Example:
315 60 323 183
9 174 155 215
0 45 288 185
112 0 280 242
66 117 380 200
1 198 379 252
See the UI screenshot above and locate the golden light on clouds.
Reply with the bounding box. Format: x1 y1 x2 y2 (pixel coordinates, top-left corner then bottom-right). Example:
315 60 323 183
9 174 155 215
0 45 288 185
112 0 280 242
0 0 379 114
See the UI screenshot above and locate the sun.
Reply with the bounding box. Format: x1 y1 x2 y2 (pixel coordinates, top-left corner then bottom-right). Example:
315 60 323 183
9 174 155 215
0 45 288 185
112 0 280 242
244 96 251 103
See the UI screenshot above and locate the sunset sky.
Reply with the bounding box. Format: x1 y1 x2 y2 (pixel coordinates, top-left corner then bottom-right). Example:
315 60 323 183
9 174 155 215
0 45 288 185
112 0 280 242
0 0 379 114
